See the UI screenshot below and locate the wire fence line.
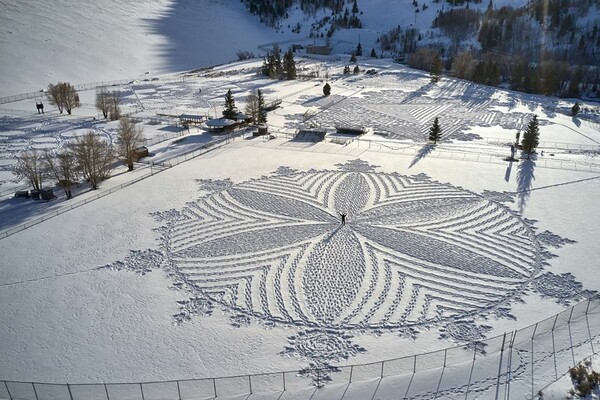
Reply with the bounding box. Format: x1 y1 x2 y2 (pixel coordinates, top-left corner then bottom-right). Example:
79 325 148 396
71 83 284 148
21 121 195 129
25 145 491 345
0 74 209 106
0 130 246 241
482 137 600 151
1 296 599 400
353 138 600 173
262 132 600 173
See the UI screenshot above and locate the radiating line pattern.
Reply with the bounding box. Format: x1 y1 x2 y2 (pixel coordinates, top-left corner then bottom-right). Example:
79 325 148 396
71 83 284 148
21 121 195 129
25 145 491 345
163 161 544 330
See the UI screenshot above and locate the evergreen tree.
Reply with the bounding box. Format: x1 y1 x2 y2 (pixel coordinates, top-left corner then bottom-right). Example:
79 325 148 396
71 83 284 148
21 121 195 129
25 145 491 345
283 49 297 80
521 115 540 158
273 45 283 77
257 89 267 124
510 58 527 91
323 82 331 96
261 54 271 76
567 67 582 98
262 45 283 79
428 117 442 143
430 54 443 83
352 0 359 14
222 89 238 120
356 42 363 56
370 48 378 58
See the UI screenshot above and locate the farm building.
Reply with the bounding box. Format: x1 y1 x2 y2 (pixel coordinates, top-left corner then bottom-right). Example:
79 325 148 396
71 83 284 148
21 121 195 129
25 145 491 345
306 45 331 55
204 118 238 133
179 114 206 125
335 125 367 135
294 128 327 142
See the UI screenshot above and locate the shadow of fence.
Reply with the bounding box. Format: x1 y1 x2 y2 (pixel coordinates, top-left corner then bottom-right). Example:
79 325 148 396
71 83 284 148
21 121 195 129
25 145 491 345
2 296 599 400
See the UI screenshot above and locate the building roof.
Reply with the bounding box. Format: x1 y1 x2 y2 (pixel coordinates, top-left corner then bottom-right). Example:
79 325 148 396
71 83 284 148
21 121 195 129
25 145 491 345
205 118 237 128
179 114 206 121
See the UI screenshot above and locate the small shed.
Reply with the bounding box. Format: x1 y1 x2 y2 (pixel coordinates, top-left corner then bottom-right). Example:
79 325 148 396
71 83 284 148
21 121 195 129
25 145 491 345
254 125 268 137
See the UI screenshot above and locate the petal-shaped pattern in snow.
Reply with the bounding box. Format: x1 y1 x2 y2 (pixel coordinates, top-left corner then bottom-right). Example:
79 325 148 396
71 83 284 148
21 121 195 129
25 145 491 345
333 173 370 217
229 188 336 222
303 227 366 324
354 225 522 279
176 223 333 258
357 197 481 226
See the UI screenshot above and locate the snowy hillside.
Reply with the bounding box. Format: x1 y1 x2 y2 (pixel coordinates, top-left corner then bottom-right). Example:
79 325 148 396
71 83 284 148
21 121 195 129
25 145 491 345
1 56 600 399
0 0 280 97
2 0 598 98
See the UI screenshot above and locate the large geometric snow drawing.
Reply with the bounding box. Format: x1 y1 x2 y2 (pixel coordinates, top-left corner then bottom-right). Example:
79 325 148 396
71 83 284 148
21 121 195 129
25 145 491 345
104 160 593 370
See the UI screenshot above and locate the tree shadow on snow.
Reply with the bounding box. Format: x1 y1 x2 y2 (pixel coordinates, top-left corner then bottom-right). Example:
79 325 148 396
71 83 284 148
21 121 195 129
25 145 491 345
504 158 515 182
409 143 435 169
516 154 536 213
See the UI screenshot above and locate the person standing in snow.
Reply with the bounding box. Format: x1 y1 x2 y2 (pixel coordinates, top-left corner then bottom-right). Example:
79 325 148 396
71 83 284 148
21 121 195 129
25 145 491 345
338 211 347 226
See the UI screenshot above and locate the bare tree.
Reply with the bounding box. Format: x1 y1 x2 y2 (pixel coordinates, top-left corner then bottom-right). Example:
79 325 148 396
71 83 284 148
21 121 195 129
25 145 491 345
46 83 64 113
245 90 260 124
109 90 122 120
13 149 45 190
71 131 115 190
62 83 80 115
451 51 475 80
43 149 78 199
46 82 80 114
116 117 144 171
96 86 111 119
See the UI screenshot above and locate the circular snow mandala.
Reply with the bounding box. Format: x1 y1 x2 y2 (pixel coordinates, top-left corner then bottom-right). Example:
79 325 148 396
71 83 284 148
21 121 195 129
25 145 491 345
164 163 541 330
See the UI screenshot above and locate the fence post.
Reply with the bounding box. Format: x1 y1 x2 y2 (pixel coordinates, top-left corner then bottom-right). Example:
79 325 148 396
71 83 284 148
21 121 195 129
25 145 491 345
413 355 417 373
282 372 286 392
495 332 507 400
4 382 12 400
176 381 182 400
104 383 110 400
140 383 145 400
67 383 74 400
248 375 252 395
586 297 592 314
349 366 353 383
443 349 447 368
213 378 217 398
568 305 575 323
381 361 385 378
531 322 538 400
551 313 559 331
505 330 517 400
32 383 39 400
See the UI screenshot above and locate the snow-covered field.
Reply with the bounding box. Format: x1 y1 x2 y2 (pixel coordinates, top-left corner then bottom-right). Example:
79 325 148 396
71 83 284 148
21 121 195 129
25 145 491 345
1 56 600 399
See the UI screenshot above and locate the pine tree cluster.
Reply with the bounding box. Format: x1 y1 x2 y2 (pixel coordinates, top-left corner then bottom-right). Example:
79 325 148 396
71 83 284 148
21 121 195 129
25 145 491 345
262 45 297 80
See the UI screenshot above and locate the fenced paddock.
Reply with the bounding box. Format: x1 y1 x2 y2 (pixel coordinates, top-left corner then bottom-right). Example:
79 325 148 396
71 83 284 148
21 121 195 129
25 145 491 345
2 296 599 400
0 130 245 241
